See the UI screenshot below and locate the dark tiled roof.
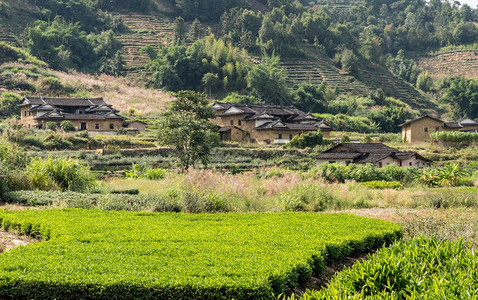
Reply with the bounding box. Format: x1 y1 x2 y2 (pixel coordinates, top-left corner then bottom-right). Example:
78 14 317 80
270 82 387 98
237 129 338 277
398 115 443 127
353 153 392 163
316 152 362 159
218 126 245 132
333 143 399 154
254 120 319 131
22 97 106 107
35 112 124 121
444 121 463 129
460 119 478 126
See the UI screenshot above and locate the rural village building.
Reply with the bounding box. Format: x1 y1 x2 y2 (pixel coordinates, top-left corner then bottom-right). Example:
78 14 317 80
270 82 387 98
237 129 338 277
399 115 478 143
19 96 142 133
316 143 431 168
212 102 333 144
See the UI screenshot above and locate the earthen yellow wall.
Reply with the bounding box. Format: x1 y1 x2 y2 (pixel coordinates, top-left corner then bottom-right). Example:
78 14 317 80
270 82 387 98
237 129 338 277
20 106 38 128
216 114 247 128
403 118 443 143
251 129 314 144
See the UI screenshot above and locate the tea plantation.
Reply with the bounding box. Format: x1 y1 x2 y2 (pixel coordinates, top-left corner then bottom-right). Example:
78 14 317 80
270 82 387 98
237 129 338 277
302 237 478 299
0 210 401 299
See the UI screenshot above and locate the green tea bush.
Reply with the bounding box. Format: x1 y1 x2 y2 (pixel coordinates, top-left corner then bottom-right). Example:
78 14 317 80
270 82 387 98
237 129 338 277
26 157 95 192
311 163 418 183
60 120 75 132
286 131 324 149
361 180 404 190
45 122 57 131
431 131 478 143
143 168 167 180
302 237 478 299
0 210 401 299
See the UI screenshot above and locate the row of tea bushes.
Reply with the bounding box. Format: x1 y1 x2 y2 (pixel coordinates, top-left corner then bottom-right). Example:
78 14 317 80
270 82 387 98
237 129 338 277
302 237 478 299
0 210 401 299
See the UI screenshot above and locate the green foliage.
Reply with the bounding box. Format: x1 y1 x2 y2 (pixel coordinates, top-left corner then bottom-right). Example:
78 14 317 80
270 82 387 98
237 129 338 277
278 183 340 212
0 93 22 118
291 83 332 113
313 163 418 183
26 157 95 192
45 122 57 131
246 54 290 105
60 120 75 132
124 164 166 180
442 77 478 119
286 130 324 149
26 17 122 73
431 131 478 143
0 210 401 299
302 237 478 299
0 42 47 66
145 36 248 92
158 91 219 170
418 163 471 187
361 180 404 190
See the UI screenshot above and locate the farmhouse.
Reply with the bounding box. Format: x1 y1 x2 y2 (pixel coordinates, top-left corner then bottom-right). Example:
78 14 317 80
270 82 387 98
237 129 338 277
316 143 431 168
399 115 478 143
212 102 333 144
19 96 124 132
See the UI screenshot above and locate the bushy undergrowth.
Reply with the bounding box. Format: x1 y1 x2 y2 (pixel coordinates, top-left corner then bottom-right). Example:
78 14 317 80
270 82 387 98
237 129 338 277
361 181 404 190
27 157 96 192
302 237 478 299
431 131 478 143
311 163 419 183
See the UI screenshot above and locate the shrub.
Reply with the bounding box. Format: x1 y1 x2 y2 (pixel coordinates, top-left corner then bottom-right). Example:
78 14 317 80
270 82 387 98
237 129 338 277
45 122 57 131
143 168 167 180
278 184 340 211
60 120 76 132
286 130 324 149
303 237 478 299
431 131 478 143
361 180 404 190
0 92 22 118
27 157 95 192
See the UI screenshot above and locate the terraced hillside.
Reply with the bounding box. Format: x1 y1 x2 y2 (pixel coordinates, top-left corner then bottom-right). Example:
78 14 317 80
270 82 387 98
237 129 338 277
279 49 434 112
0 0 40 45
281 52 370 95
417 50 478 79
116 13 219 75
360 63 434 111
115 14 174 74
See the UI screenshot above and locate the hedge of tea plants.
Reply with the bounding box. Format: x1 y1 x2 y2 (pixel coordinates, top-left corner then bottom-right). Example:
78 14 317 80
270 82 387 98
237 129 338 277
0 210 401 299
302 236 478 299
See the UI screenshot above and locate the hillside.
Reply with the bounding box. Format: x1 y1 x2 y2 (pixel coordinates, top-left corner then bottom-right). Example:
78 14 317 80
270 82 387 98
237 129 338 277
417 49 478 79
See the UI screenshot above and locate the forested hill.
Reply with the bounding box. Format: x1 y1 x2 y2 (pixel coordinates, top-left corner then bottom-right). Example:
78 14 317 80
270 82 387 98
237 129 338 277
1 0 477 132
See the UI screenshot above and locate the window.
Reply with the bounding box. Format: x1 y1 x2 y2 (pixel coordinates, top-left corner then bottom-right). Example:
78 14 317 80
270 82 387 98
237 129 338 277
95 123 100 130
378 162 383 168
238 120 242 126
278 134 283 139
345 161 351 166
289 134 293 140
424 127 428 133
110 123 114 130
230 120 234 125
409 162 412 166
435 127 439 131
28 111 31 116
329 161 336 164
24 111 27 117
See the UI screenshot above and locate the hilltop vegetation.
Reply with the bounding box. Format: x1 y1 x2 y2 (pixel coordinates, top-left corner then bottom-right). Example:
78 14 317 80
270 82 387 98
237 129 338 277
0 0 477 120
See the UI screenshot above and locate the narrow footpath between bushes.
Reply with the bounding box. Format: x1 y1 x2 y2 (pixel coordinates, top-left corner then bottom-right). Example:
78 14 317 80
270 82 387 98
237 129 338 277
0 230 36 253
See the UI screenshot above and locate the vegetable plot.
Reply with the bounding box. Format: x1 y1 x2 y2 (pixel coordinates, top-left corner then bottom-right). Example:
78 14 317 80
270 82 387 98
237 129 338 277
0 210 401 299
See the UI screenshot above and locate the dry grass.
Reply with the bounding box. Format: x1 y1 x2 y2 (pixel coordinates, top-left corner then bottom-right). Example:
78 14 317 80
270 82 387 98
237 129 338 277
54 71 173 116
341 208 478 246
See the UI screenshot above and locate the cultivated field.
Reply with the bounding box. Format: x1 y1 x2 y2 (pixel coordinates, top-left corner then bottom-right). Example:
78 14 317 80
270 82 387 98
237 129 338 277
0 210 400 299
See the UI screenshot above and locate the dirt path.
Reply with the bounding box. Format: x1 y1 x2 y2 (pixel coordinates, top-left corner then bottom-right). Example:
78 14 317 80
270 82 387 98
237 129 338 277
0 230 36 253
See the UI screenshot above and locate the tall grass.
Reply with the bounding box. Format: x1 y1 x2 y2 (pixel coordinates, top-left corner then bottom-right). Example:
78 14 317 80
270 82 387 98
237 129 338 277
27 157 95 192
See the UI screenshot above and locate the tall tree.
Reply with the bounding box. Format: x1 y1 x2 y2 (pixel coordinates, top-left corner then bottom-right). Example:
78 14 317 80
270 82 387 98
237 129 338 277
173 17 187 46
157 91 219 171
